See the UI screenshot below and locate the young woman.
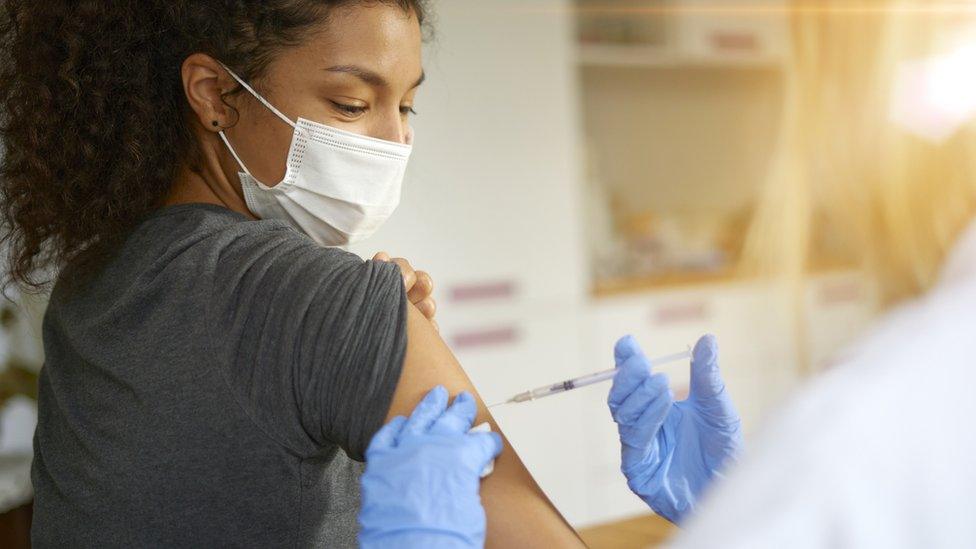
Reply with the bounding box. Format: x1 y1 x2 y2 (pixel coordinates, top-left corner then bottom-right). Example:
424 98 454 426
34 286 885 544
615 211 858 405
0 1 582 546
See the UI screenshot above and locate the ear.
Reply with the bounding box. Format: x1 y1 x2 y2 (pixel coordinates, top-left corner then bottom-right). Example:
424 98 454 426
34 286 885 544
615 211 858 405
181 53 239 132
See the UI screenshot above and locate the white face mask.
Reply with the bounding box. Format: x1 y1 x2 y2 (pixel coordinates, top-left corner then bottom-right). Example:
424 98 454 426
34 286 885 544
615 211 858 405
217 63 413 246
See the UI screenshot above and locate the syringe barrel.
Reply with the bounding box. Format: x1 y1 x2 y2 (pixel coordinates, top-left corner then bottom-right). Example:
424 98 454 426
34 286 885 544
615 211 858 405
564 368 618 389
505 348 692 405
529 383 569 400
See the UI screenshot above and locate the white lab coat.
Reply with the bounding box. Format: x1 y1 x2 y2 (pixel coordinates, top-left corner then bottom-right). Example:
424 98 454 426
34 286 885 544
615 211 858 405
671 220 976 549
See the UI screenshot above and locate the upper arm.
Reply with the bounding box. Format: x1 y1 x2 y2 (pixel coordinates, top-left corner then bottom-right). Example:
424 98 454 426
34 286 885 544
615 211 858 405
210 233 408 460
385 304 584 549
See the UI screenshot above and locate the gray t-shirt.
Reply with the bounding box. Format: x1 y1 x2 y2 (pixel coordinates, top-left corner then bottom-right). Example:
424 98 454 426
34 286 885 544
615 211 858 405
30 203 408 548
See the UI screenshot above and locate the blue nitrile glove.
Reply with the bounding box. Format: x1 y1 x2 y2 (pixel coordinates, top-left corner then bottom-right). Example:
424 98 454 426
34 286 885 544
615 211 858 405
608 334 743 525
358 386 503 549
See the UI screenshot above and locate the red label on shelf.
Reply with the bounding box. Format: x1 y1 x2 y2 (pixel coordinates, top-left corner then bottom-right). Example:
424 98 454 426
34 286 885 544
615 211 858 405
710 31 759 52
653 302 708 325
449 280 517 304
451 326 520 350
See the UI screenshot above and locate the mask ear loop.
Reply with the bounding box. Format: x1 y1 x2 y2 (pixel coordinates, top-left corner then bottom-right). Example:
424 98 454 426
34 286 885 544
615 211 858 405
217 61 297 130
215 61 305 181
218 130 253 177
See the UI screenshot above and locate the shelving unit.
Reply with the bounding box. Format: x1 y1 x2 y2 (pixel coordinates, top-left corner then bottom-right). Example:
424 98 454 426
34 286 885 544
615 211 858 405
576 0 789 295
579 42 783 68
577 0 788 68
573 1 877 526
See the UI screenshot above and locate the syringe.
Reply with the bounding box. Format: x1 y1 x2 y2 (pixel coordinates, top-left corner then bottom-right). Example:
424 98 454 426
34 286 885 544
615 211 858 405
488 347 692 408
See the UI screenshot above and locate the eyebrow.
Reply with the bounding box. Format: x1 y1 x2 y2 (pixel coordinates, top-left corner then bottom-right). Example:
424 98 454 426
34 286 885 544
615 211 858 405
325 65 426 90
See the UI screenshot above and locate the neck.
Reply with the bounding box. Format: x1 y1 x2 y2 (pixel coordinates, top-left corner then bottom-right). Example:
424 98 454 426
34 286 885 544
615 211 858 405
164 132 256 219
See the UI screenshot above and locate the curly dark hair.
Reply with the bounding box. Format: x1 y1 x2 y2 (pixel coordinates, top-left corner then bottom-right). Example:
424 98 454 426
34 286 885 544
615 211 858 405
0 0 429 293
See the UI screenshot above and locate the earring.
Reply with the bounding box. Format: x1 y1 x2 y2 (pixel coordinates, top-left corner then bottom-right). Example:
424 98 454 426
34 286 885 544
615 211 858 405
211 121 220 127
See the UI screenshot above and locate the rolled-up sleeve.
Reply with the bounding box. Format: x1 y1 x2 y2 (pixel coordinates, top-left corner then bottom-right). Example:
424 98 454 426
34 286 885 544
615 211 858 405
206 225 407 461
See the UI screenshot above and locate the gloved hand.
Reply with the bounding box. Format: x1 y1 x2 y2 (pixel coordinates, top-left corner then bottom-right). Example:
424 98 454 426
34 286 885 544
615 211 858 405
608 334 743 525
359 386 503 549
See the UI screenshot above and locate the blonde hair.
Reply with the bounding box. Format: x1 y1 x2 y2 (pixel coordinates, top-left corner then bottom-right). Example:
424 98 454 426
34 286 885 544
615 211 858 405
744 0 976 306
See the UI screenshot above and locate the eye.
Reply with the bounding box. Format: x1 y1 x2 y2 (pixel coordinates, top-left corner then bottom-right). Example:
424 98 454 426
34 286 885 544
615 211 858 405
400 106 418 116
330 100 367 117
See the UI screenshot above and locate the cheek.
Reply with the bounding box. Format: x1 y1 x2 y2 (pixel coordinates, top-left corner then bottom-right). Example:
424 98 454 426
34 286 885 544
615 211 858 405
233 105 296 186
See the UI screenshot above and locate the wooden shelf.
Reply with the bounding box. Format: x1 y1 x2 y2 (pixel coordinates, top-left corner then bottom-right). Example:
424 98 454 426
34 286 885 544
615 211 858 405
578 513 676 549
592 267 742 297
578 43 783 69
591 261 860 298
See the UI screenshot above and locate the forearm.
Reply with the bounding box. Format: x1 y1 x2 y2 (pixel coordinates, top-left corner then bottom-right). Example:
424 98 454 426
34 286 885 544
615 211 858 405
480 432 584 548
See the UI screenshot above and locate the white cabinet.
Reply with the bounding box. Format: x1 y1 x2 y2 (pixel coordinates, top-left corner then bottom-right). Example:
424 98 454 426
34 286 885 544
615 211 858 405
578 0 788 68
438 303 590 525
438 304 590 404
674 0 789 65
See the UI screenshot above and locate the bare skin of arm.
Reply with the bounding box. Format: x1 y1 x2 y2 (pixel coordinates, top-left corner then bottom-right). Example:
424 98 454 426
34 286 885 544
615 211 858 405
385 304 585 548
